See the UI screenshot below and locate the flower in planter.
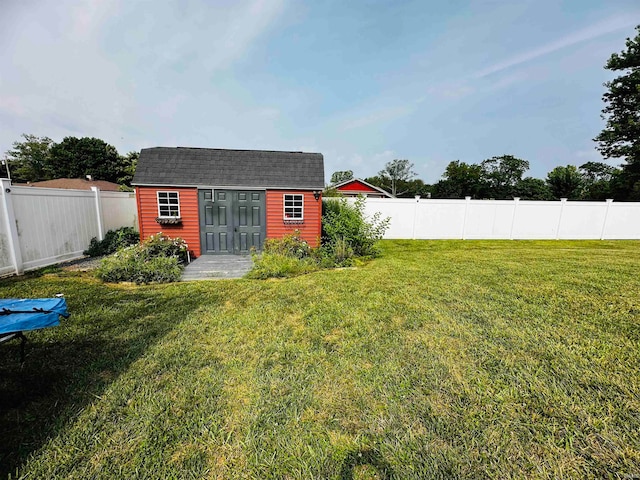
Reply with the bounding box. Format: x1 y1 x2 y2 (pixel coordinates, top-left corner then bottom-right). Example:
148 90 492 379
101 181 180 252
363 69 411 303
155 217 182 225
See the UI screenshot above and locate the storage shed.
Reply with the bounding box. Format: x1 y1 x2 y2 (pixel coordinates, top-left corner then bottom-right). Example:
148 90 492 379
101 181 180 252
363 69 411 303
132 147 325 256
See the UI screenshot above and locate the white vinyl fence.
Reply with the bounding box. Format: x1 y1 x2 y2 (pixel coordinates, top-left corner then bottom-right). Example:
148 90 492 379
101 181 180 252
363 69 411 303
352 196 640 240
0 179 138 276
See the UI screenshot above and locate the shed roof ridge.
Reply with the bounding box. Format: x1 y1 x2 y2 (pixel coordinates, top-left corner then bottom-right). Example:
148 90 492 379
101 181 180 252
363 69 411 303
145 146 321 155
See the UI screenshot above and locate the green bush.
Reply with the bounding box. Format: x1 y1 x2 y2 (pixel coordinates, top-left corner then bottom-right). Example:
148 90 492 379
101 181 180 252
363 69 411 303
327 237 354 266
96 247 183 284
96 233 188 284
247 200 388 279
322 196 389 258
142 233 189 265
84 227 139 257
262 230 311 259
246 253 318 279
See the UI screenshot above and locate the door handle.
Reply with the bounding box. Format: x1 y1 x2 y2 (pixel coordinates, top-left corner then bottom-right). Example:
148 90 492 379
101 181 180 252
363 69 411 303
234 227 237 232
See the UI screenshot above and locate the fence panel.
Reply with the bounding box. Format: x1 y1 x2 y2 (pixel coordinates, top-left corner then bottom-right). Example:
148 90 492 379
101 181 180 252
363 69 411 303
558 202 607 239
100 191 138 232
414 200 467 239
605 203 640 239
354 197 640 241
511 201 561 239
0 197 12 275
365 198 416 239
11 187 100 270
464 200 514 239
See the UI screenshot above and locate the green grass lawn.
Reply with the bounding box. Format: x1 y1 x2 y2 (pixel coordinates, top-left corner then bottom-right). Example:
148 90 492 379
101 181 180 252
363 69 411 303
1 240 639 479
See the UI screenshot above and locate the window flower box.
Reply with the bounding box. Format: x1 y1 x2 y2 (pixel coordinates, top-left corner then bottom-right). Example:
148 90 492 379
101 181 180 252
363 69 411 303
155 216 182 225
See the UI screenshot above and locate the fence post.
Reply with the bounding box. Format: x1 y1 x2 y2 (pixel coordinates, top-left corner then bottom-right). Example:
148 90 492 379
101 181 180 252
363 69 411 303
462 196 471 239
91 186 105 241
600 199 613 240
0 178 24 275
412 196 420 239
555 198 567 240
509 197 520 240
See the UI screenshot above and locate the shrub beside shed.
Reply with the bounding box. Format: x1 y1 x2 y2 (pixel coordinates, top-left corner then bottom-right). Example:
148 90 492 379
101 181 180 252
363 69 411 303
132 147 324 256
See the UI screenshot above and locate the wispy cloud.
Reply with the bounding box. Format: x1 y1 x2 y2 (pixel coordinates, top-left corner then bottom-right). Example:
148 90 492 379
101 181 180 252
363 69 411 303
420 15 636 103
425 84 475 100
71 0 118 38
473 15 637 78
251 107 281 119
123 0 287 75
342 106 412 131
203 0 286 72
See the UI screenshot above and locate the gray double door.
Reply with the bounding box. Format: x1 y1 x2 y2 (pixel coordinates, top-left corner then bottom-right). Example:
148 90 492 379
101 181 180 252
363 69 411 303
199 189 266 254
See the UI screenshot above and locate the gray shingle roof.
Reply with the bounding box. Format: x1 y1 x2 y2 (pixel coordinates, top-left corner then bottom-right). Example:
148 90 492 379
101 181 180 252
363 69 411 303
132 147 325 189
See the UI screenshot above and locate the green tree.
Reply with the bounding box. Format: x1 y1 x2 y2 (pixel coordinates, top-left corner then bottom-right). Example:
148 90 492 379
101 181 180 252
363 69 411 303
400 178 432 198
365 176 430 198
118 151 139 187
594 25 640 200
363 175 391 195
610 164 640 200
330 170 353 184
431 161 485 198
579 161 618 200
377 159 416 196
480 155 530 198
579 161 616 183
49 137 123 183
546 165 584 199
513 177 554 200
2 134 54 182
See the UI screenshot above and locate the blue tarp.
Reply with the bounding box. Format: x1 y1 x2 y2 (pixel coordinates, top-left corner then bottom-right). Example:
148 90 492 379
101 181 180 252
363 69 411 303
0 298 69 334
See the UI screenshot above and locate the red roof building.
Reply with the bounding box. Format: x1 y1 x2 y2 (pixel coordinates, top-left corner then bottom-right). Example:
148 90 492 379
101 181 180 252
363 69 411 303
330 178 394 198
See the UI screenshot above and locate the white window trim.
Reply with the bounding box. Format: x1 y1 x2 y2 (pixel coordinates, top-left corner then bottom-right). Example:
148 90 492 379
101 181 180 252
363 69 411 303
157 191 181 218
283 193 304 220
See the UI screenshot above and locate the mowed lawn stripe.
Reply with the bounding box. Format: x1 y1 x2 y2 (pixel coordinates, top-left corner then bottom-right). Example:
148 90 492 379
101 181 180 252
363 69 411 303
0 240 638 478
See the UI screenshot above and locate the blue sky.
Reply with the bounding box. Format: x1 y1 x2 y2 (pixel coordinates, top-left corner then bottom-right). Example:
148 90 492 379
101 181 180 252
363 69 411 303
1 0 638 184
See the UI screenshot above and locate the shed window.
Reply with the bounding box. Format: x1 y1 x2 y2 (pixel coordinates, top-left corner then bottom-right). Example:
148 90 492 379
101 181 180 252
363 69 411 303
157 191 180 217
284 194 303 220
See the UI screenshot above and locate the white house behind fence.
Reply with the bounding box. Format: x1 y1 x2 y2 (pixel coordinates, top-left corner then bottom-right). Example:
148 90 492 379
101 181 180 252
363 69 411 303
0 179 138 276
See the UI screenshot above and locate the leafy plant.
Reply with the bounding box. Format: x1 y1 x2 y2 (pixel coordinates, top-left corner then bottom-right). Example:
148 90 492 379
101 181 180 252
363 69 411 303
246 198 389 279
322 196 389 258
245 253 318 279
248 199 388 279
96 246 182 284
262 230 311 259
84 227 139 257
248 231 316 279
142 233 189 265
96 233 188 284
328 237 354 266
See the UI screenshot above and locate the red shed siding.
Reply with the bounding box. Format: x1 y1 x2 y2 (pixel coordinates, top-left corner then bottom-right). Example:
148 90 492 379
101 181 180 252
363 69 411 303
136 187 202 256
337 180 379 193
266 190 321 247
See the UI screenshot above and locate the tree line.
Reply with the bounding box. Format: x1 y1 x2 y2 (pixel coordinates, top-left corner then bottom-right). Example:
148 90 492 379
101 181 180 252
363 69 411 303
1 135 138 186
331 157 621 201
331 25 640 201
